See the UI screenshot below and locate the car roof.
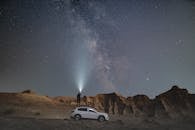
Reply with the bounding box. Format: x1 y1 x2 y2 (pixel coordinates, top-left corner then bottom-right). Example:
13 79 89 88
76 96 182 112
76 106 95 109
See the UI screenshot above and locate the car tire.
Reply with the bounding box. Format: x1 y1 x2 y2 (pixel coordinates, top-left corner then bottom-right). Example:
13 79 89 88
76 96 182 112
74 114 81 120
98 116 105 122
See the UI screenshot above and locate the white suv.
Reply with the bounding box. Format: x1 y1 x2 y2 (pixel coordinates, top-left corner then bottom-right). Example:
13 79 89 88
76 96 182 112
71 106 109 121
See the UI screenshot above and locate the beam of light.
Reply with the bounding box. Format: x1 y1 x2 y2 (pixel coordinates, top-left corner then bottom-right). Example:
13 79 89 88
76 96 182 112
76 59 86 93
73 40 92 94
78 78 83 93
70 1 94 94
69 0 117 93
70 0 116 93
70 3 97 94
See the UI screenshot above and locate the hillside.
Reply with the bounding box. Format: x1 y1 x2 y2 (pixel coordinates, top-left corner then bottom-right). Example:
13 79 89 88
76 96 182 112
0 90 73 119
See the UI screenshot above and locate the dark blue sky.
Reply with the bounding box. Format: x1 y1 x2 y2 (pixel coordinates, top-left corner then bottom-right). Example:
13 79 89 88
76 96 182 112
0 0 195 97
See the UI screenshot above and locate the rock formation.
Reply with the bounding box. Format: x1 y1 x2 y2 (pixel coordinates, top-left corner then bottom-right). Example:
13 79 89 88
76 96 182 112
80 86 195 119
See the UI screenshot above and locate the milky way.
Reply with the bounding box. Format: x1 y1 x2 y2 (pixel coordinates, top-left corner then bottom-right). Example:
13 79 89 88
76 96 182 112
0 0 195 97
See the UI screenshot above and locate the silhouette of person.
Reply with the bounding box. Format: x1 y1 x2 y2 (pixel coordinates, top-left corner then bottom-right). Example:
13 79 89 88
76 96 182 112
83 95 87 105
77 92 81 106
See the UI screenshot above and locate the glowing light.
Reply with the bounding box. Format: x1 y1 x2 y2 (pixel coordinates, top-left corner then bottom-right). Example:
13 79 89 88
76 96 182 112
76 65 86 93
78 79 84 93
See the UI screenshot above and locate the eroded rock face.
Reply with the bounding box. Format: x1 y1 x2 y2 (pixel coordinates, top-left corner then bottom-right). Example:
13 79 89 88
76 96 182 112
84 93 154 117
154 86 195 119
81 86 195 119
94 93 127 115
132 95 155 117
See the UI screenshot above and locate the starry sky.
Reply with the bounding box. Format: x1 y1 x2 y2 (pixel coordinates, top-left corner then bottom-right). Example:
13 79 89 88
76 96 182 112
0 0 195 97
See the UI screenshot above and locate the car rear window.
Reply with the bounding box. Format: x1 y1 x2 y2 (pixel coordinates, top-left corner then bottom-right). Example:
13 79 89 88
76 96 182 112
78 108 87 111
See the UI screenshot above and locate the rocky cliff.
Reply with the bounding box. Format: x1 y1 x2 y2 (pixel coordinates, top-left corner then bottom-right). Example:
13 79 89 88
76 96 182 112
80 86 195 119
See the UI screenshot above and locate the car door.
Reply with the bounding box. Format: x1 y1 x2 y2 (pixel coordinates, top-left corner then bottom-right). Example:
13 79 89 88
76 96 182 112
87 109 98 119
78 108 88 118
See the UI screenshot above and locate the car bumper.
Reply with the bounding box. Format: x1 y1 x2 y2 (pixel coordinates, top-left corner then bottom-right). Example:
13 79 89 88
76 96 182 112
105 116 109 120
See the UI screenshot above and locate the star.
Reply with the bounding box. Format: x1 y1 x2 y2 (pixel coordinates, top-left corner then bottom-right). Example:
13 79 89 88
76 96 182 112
175 39 184 47
146 77 150 81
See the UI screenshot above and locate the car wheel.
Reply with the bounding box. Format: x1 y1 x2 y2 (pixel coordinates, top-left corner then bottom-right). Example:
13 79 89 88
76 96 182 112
98 116 105 122
74 114 81 120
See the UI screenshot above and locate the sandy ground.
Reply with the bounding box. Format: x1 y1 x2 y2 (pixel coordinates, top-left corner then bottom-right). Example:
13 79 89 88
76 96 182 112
0 115 195 130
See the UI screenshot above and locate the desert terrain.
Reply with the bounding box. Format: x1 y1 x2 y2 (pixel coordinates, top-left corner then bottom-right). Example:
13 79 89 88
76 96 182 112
0 86 195 130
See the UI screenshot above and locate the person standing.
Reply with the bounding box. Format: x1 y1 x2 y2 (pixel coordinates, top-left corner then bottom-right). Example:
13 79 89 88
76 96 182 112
77 92 81 106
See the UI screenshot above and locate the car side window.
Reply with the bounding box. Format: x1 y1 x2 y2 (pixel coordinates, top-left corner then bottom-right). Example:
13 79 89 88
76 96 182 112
89 110 96 113
78 108 87 111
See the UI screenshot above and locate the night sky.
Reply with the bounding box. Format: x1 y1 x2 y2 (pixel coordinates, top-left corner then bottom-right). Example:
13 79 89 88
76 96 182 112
0 0 195 97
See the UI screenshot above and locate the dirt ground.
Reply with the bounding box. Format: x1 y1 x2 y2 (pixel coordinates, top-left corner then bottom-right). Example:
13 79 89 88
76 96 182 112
0 115 195 130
